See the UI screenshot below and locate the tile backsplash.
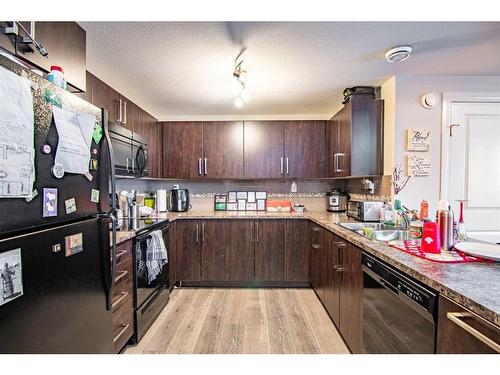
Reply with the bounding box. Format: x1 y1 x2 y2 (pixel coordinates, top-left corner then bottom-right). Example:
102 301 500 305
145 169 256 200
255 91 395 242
115 176 391 212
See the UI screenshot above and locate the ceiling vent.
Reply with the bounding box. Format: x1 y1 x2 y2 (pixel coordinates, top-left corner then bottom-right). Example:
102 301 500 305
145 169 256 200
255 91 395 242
385 46 412 63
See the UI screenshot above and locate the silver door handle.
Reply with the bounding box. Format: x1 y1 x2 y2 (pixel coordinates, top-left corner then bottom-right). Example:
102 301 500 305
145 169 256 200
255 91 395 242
447 312 500 353
334 154 339 172
280 157 284 175
202 222 205 243
196 223 199 244
122 100 127 124
256 222 259 243
204 158 208 176
250 222 254 243
126 158 130 172
286 157 289 175
198 158 202 176
131 157 135 172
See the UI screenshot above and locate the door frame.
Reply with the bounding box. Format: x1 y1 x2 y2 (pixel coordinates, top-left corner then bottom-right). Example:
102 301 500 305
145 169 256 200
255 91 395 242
440 92 500 201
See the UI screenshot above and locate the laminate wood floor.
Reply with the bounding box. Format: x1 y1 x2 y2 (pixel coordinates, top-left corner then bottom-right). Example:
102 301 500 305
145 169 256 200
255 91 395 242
125 288 349 354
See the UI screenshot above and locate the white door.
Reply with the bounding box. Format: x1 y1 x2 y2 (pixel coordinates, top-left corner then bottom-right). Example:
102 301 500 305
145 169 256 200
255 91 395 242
449 102 500 244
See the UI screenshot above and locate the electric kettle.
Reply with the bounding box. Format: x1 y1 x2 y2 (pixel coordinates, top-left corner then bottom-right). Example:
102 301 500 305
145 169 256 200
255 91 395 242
170 186 190 212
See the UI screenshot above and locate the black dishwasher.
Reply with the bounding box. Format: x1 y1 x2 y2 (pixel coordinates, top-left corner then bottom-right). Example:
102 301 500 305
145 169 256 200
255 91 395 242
362 253 437 354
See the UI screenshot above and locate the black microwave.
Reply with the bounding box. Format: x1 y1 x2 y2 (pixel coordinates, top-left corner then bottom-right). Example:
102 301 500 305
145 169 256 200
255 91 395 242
109 122 148 177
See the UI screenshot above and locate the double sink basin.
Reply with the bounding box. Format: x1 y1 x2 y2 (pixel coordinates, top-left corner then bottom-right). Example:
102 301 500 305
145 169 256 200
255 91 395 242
338 222 410 242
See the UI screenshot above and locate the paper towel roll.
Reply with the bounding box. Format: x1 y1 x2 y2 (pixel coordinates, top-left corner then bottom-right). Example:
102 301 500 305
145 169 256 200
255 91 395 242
156 189 167 212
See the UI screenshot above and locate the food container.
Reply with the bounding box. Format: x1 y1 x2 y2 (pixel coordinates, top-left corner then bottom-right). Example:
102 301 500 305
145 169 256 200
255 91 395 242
266 200 292 212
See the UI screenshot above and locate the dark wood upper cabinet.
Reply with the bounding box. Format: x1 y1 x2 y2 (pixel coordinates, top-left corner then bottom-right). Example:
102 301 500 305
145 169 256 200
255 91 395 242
243 121 284 178
162 122 203 179
437 296 500 354
90 73 121 123
0 22 17 54
285 220 310 282
122 99 140 133
284 121 326 178
201 220 226 281
14 22 86 92
254 220 285 281
141 110 160 178
175 220 202 282
328 97 383 177
225 220 254 281
202 121 244 179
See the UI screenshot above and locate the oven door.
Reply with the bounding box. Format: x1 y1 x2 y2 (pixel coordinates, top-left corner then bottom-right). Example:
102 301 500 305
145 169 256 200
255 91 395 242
131 141 148 177
134 226 169 309
362 268 436 353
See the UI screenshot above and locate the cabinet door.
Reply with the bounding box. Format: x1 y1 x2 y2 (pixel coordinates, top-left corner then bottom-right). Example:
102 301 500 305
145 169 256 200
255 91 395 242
334 106 351 177
162 122 203 179
0 22 16 54
175 220 201 281
202 121 244 178
284 121 326 178
74 70 93 104
285 220 310 282
141 111 160 178
255 220 285 281
15 22 86 91
243 121 284 178
168 222 177 289
310 224 325 301
225 220 254 281
201 220 226 281
324 234 342 325
91 73 121 123
123 99 140 133
437 296 500 354
339 243 363 353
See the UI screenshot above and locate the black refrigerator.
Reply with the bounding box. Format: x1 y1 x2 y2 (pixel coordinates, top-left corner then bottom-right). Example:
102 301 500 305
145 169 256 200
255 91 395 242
0 54 117 353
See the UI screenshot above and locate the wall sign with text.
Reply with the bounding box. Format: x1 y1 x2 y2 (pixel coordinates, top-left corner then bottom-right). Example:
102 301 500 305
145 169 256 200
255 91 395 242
407 128 430 152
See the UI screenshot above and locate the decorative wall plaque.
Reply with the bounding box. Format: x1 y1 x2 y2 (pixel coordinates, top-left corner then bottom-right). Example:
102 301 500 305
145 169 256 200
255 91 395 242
407 154 431 176
407 128 430 152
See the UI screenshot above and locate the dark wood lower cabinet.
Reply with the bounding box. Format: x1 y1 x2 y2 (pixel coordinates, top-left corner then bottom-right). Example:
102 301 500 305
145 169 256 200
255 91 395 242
310 224 326 302
201 220 226 281
225 220 254 281
437 296 500 354
324 233 342 326
339 241 363 353
255 220 285 281
285 220 310 282
175 220 202 282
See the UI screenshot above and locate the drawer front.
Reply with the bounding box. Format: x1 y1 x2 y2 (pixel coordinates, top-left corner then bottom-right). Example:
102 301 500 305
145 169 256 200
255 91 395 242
115 239 133 263
116 254 132 275
112 275 132 312
112 295 134 353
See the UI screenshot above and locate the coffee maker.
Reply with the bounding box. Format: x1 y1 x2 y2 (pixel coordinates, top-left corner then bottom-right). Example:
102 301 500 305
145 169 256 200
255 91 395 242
326 190 348 212
169 185 191 212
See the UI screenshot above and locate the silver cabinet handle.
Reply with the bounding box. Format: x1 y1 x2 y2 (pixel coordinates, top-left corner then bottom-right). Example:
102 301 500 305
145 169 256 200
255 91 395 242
280 157 284 175
447 312 500 353
204 158 208 176
195 223 199 244
198 158 202 176
122 100 127 124
117 98 123 123
202 222 205 243
111 291 129 310
334 153 339 172
286 157 289 175
114 270 128 283
113 323 130 343
250 222 254 243
256 222 259 243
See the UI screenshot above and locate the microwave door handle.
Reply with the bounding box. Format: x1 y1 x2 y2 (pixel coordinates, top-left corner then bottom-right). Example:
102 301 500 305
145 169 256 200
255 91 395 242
131 155 135 172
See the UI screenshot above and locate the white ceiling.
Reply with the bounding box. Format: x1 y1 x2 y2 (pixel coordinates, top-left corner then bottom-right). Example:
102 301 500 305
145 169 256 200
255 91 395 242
80 22 500 120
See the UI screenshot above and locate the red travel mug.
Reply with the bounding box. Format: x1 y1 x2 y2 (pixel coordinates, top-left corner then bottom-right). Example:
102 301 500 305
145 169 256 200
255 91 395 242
421 221 441 254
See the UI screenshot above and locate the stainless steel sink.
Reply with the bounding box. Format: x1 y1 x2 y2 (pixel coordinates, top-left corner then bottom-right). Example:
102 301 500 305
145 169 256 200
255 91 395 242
338 222 409 242
370 229 410 242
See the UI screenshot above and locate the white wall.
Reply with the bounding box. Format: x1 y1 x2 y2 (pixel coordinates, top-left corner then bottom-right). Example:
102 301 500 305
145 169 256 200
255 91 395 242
381 75 500 214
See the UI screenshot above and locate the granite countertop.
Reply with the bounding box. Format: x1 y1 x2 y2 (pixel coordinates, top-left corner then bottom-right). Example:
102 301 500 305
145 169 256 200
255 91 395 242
113 210 500 326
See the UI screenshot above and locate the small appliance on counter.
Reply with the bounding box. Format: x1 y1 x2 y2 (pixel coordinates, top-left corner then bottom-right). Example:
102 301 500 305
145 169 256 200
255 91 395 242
169 185 190 212
347 200 384 222
326 189 348 212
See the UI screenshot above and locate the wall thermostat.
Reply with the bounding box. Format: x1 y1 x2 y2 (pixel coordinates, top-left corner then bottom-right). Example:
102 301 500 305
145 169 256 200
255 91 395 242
421 92 439 109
